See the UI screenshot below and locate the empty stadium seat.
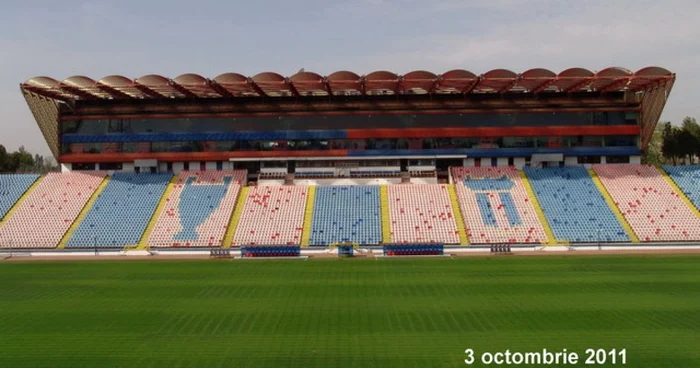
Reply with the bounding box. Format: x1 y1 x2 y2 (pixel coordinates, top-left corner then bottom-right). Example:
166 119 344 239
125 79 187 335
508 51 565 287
663 165 700 211
0 172 106 248
593 164 700 241
233 186 307 246
148 171 246 247
451 167 547 244
387 184 460 244
524 167 629 243
66 172 172 248
309 186 382 246
0 174 40 220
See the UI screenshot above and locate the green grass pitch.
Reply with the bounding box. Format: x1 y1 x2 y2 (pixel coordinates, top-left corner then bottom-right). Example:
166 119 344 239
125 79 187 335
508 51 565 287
0 255 698 367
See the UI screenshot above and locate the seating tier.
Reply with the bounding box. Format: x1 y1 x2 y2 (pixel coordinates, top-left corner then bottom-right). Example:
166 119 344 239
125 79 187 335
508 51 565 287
524 167 629 243
387 184 459 244
309 186 381 246
452 167 547 244
148 171 246 247
67 173 172 248
663 165 700 212
593 164 700 241
233 186 307 245
0 172 105 248
0 174 40 220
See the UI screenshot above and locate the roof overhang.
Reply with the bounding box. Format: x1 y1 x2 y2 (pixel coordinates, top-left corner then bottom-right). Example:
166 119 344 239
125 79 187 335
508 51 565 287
22 67 674 103
20 66 675 157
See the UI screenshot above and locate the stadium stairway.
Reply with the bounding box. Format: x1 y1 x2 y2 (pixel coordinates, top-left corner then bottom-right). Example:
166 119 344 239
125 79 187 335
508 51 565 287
137 174 178 249
593 164 700 242
57 175 111 249
518 171 557 245
587 169 639 242
309 186 382 246
524 167 630 243
223 186 250 248
0 174 42 223
300 186 316 247
380 185 391 244
446 184 469 245
661 165 700 216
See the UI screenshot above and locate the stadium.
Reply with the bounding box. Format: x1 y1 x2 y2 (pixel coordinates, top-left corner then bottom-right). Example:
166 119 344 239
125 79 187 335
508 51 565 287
2 66 700 367
8 65 693 251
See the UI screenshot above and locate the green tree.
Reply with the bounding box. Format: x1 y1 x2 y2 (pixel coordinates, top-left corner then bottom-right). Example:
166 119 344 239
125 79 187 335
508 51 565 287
0 145 57 173
642 123 665 165
662 122 680 165
681 117 700 163
0 145 8 172
682 117 700 137
6 146 34 173
676 129 698 164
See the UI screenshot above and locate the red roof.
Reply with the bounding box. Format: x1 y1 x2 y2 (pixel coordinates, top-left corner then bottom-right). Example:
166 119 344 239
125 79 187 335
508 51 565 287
21 67 674 102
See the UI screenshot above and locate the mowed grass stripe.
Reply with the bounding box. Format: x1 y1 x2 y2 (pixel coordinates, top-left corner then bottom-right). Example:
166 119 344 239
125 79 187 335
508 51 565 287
0 256 698 368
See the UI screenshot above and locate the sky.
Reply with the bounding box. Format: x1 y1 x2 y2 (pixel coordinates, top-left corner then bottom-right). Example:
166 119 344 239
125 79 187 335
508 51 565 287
0 0 698 157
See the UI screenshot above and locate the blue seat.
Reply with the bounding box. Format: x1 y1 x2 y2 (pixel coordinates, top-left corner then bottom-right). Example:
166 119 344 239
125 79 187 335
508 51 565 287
66 172 172 248
663 165 700 211
309 186 382 246
524 167 629 243
0 174 40 220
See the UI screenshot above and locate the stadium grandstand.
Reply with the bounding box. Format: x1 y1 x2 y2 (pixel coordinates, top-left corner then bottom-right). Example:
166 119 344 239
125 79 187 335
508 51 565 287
4 65 700 250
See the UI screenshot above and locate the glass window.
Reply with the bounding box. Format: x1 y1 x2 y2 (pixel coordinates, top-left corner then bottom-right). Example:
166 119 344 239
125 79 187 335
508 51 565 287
606 156 630 164
534 137 548 148
582 136 603 147
578 156 602 164
73 163 96 170
100 162 123 171
122 142 138 153
297 161 331 168
61 120 80 134
64 111 632 136
262 161 287 168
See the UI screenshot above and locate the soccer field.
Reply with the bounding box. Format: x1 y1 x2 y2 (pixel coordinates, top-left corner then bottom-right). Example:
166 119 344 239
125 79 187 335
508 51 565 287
0 255 698 367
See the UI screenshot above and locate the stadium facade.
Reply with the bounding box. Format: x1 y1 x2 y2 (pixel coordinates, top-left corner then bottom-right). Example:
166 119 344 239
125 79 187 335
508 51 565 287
20 67 674 179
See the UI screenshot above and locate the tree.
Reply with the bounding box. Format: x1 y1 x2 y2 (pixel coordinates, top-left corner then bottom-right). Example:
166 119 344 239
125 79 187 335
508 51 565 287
682 117 700 137
682 117 700 163
7 146 34 173
677 129 698 164
0 145 59 173
642 123 665 165
662 122 680 165
0 145 8 172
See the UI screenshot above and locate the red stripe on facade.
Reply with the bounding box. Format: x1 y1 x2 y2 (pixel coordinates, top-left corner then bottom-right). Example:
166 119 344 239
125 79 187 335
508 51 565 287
59 150 351 163
345 125 639 139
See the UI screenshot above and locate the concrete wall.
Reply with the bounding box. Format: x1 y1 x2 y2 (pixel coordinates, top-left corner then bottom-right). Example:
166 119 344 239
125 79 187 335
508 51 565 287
122 163 135 172
513 157 526 169
564 156 578 166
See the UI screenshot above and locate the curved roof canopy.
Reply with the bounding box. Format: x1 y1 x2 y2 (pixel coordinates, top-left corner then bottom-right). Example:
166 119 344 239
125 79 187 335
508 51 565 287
22 67 674 102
